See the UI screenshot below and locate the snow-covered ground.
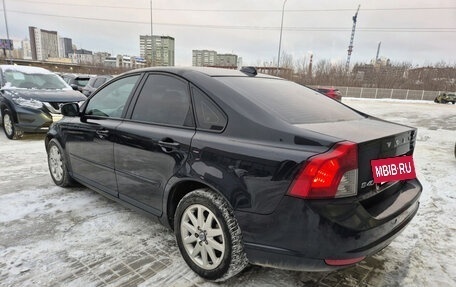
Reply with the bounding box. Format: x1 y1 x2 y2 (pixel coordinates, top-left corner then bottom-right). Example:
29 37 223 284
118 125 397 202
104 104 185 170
0 98 455 286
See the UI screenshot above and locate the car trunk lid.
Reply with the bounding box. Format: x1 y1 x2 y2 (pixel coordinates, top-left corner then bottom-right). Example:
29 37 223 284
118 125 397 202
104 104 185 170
294 117 417 199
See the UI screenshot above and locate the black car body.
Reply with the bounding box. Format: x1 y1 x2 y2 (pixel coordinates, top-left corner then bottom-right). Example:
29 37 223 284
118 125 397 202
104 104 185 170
0 65 86 139
81 75 113 97
61 74 91 92
45 67 422 281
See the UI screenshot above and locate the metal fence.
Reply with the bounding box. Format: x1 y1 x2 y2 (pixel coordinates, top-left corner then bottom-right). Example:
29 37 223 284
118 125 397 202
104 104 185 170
320 86 442 101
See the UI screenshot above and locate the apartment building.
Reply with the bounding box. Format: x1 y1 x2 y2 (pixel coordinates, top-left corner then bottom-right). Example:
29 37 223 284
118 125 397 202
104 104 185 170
28 26 60 61
140 35 175 66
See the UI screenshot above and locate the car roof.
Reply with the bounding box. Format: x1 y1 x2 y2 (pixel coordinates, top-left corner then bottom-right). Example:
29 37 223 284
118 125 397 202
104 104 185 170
0 65 54 74
62 73 91 78
122 66 279 79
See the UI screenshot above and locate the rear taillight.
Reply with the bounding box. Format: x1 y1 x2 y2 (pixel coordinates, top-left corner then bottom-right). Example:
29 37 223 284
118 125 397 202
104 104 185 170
288 141 358 199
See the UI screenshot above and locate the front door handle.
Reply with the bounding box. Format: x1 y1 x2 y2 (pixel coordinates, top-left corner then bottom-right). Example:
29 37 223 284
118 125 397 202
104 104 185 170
96 129 109 139
158 140 180 152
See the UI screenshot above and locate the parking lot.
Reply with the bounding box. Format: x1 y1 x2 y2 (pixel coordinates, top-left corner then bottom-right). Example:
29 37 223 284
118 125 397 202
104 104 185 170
1 98 455 287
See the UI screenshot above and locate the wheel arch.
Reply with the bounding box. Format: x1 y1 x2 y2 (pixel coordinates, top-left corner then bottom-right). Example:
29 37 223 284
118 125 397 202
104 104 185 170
45 124 65 150
1 102 18 123
44 133 54 149
163 178 232 230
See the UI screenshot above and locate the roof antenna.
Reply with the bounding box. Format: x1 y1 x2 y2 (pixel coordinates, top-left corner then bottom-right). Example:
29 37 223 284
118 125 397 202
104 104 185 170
240 66 257 76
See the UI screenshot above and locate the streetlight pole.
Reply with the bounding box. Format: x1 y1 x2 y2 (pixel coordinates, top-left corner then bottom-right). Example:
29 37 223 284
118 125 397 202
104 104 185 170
150 0 154 66
2 0 12 64
276 0 287 75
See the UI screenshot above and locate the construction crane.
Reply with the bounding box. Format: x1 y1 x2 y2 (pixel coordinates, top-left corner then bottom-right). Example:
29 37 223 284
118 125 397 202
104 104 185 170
345 5 360 72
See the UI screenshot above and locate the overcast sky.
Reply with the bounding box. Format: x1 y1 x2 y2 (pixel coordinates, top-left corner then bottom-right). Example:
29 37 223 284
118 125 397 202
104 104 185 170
1 0 455 67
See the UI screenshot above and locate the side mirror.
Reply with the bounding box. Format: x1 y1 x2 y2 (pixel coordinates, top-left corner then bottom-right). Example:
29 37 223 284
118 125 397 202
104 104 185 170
61 103 80 117
70 84 79 91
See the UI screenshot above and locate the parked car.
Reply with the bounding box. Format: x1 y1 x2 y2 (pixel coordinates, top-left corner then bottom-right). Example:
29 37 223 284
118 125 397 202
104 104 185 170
45 67 422 281
81 75 113 97
434 93 456 104
316 87 342 101
61 74 91 92
0 65 86 139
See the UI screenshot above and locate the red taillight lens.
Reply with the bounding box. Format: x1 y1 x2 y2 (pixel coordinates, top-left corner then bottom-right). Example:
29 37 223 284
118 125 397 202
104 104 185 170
288 141 358 199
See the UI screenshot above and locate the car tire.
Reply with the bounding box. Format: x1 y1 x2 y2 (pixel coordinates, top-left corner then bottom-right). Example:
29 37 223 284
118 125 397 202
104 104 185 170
2 109 23 140
46 139 75 187
174 189 248 281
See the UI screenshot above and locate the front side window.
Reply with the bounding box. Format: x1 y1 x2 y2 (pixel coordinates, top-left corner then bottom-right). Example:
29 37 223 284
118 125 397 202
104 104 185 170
85 74 140 118
131 74 193 127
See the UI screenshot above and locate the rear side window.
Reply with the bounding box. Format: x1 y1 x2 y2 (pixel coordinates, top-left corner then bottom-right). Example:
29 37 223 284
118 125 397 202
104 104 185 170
131 74 194 127
216 77 363 124
192 87 227 131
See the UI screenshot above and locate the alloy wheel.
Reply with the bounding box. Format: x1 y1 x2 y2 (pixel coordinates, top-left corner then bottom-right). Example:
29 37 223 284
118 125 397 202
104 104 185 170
3 113 13 137
49 145 64 182
180 204 225 270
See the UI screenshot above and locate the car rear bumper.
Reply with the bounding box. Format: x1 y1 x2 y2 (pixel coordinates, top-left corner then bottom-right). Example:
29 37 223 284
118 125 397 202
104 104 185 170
236 179 422 271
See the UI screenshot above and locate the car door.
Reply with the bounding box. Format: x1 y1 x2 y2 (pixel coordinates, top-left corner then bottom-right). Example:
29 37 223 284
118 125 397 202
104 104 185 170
115 73 195 215
64 74 142 196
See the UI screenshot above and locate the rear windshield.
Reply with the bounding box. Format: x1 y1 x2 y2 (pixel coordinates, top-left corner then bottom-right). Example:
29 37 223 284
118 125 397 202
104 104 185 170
215 77 363 124
75 78 90 86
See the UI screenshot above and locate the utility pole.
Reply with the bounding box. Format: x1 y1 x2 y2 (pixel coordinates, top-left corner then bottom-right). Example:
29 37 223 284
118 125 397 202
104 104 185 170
345 4 360 72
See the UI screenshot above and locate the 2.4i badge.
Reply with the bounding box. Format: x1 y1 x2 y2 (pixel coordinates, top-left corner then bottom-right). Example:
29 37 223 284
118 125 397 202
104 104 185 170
371 155 416 183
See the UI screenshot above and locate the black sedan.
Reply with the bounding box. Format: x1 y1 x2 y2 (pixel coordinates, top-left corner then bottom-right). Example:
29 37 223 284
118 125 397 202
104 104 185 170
0 65 86 139
45 67 422 281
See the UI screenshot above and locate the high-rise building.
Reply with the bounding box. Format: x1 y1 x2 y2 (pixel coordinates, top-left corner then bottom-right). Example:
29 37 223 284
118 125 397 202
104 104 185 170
192 50 217 67
192 50 238 68
28 26 59 61
59 37 73 58
140 35 175 66
216 54 238 68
